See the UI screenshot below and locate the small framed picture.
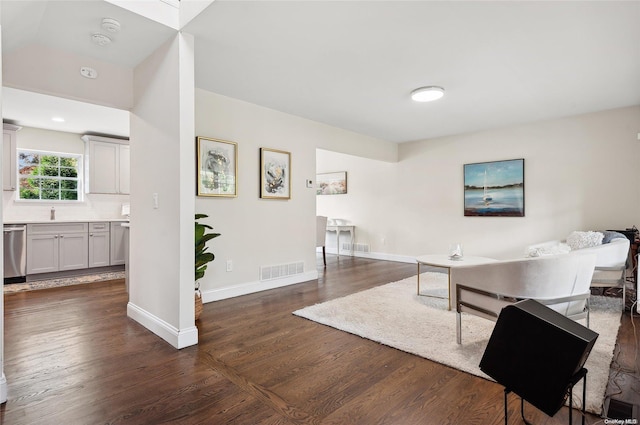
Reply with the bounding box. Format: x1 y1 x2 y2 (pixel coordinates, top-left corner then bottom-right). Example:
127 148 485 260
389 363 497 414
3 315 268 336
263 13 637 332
196 137 238 197
317 171 347 195
260 148 291 199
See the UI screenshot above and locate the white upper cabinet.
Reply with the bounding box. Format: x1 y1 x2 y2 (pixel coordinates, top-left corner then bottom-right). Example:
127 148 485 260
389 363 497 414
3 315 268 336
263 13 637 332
118 144 130 194
82 135 130 194
3 124 21 191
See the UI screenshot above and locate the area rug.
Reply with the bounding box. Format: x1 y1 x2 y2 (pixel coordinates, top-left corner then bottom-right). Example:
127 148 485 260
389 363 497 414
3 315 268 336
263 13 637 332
293 272 623 415
4 271 125 294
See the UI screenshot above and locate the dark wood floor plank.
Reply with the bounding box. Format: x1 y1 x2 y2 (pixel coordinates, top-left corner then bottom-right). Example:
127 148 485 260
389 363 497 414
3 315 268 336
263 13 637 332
0 256 637 424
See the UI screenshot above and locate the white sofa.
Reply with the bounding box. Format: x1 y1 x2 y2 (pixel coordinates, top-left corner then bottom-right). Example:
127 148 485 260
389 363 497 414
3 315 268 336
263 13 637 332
527 233 630 310
450 253 597 344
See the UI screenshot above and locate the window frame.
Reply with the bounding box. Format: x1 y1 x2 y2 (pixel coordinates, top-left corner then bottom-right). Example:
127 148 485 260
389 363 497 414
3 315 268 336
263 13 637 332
17 148 84 202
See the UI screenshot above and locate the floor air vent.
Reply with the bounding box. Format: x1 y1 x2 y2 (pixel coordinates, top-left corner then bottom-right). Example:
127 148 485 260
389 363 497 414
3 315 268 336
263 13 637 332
342 243 370 253
260 262 304 281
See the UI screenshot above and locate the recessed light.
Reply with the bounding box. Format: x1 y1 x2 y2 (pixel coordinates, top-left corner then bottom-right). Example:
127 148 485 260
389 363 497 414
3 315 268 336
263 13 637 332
51 117 65 123
91 33 112 46
411 86 445 102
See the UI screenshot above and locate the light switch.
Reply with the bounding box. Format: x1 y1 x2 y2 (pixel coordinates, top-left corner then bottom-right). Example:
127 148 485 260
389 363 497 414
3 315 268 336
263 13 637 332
152 193 159 209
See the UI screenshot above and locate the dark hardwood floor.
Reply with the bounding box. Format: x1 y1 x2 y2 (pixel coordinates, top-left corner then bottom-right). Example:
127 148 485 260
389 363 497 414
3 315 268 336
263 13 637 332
1 256 638 424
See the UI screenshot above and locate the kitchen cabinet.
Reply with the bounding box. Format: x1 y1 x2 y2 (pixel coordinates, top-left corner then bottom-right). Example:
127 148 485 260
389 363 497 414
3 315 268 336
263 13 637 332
26 223 89 274
118 145 130 194
89 222 110 268
3 124 21 191
110 222 127 266
82 135 130 194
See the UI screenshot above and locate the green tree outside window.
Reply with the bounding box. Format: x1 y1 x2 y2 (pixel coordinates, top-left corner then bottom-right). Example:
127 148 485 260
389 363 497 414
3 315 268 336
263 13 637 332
18 150 81 201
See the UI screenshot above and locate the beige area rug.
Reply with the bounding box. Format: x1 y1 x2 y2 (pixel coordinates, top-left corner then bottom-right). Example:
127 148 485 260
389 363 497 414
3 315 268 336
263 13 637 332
293 272 623 415
4 271 125 293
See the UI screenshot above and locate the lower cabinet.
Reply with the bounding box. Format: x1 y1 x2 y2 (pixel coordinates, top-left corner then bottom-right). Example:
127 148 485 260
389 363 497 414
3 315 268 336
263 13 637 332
89 222 110 268
26 233 60 274
27 223 89 274
110 222 127 266
26 221 128 275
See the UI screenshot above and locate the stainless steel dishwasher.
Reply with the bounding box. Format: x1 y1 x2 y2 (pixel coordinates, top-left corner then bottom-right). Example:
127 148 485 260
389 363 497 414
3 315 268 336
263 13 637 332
4 224 26 283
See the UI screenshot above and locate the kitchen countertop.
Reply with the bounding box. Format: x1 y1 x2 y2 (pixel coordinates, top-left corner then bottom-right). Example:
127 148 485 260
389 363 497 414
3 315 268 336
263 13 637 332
4 219 129 225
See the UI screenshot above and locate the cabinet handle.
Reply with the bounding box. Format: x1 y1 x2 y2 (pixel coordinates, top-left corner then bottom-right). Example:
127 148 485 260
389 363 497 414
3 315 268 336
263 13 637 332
90 233 93 237
54 235 58 239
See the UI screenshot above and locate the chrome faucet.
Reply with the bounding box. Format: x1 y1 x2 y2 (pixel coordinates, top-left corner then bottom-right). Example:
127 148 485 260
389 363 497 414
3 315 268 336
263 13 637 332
50 206 55 221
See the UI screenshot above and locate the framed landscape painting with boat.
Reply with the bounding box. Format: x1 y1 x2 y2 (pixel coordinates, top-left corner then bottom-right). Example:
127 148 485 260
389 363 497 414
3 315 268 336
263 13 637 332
463 159 524 217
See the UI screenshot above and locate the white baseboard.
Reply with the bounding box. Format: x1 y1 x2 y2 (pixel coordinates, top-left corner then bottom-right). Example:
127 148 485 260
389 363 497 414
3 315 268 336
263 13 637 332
202 251 417 304
202 270 319 302
323 247 416 264
127 302 198 349
352 251 416 264
0 372 6 404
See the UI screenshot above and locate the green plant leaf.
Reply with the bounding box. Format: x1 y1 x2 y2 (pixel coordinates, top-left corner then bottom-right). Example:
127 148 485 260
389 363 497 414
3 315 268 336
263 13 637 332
195 214 221 285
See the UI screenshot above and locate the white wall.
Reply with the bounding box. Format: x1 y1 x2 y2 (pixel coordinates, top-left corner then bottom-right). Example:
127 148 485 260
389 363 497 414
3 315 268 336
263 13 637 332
129 33 197 349
2 126 129 222
194 90 398 301
311 120 398 163
318 106 640 260
195 90 317 300
0 19 7 404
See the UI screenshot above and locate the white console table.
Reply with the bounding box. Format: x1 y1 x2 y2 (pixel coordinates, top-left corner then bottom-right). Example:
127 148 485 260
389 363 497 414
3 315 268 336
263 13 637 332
326 225 355 257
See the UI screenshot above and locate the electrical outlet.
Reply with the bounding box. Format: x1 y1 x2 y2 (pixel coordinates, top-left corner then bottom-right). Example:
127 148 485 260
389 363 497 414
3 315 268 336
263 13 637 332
226 260 233 272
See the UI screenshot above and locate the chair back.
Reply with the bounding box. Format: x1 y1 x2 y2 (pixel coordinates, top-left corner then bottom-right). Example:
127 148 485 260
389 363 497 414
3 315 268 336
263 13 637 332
579 237 630 268
451 253 596 316
316 216 328 248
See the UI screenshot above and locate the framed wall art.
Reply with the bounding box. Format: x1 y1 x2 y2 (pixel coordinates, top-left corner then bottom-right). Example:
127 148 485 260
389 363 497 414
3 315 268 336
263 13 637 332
196 136 238 197
463 158 524 217
316 171 347 195
260 148 291 199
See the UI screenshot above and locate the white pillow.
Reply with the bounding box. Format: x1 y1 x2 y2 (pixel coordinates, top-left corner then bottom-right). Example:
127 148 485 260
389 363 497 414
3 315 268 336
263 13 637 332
527 242 571 257
566 231 604 250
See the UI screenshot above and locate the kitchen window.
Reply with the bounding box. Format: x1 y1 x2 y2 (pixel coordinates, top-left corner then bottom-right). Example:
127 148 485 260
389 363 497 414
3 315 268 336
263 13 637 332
18 149 83 201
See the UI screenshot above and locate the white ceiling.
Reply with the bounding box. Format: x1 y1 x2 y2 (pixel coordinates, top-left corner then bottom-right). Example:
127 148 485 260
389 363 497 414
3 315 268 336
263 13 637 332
2 87 130 138
2 1 639 143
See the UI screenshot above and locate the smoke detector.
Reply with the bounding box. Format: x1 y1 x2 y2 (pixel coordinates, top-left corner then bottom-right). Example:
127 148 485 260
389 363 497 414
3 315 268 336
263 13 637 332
101 18 121 33
91 33 112 46
80 66 98 79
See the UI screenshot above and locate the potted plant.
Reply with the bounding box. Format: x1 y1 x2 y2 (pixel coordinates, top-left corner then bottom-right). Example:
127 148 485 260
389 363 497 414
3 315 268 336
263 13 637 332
195 213 221 320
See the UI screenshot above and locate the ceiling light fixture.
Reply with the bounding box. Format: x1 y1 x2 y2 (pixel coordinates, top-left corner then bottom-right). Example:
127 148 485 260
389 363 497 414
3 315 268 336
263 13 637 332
101 18 121 33
91 33 112 46
51 117 65 123
411 86 445 102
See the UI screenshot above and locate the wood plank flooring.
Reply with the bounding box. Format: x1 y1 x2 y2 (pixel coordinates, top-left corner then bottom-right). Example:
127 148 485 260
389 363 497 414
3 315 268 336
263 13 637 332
1 255 638 424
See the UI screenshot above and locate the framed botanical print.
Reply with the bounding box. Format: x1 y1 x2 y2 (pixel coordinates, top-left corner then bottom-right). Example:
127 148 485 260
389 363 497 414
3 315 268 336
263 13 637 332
260 148 291 199
196 137 238 197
